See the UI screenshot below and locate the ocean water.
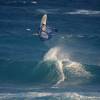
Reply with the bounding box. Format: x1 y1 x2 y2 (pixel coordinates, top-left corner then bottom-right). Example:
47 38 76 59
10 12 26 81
0 0 100 99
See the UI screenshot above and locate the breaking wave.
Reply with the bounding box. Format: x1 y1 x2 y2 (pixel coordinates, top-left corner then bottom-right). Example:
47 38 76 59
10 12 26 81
43 46 91 85
1 45 100 86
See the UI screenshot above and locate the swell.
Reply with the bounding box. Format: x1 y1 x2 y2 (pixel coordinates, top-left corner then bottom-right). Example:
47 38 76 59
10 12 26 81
0 0 37 7
0 59 37 83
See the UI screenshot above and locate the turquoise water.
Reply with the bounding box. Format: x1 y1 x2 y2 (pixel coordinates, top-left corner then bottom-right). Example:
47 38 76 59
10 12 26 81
0 0 100 99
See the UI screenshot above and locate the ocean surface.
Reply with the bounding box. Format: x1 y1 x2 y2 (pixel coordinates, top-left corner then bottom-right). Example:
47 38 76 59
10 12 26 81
0 0 100 99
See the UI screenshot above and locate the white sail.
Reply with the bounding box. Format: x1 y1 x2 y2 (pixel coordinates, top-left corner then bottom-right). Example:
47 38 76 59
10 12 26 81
41 14 47 26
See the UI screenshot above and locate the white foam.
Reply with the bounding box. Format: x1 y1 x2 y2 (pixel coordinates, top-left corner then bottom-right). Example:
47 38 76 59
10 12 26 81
0 92 100 99
26 28 31 31
64 9 100 15
31 1 37 4
64 34 100 39
43 47 65 85
43 46 91 85
66 61 90 77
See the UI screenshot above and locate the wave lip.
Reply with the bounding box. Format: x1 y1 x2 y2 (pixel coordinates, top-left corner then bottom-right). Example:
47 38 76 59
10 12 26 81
64 9 100 15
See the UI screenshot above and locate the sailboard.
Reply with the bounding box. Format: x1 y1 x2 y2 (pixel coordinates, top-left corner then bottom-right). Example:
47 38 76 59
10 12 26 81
39 14 49 40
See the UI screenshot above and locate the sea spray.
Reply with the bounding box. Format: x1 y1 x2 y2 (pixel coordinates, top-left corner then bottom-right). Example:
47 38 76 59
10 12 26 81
43 47 65 85
43 46 91 85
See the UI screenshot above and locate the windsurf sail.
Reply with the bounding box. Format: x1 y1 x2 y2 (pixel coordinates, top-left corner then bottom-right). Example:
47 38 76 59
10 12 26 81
38 14 58 41
41 14 47 27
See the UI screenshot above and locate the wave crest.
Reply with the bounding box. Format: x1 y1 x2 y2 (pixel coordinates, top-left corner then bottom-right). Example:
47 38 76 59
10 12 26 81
43 46 91 85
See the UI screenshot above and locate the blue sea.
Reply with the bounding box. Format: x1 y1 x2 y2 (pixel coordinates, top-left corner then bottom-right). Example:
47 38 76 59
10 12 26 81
0 0 100 99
